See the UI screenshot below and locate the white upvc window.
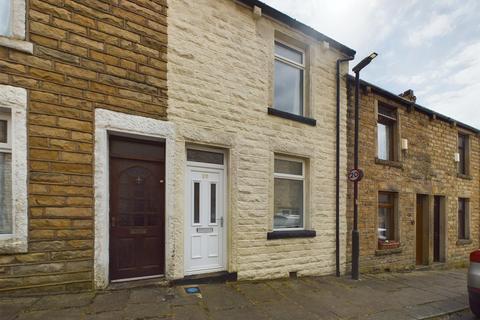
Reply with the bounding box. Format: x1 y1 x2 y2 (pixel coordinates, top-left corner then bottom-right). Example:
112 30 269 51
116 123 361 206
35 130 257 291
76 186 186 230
274 41 305 116
273 156 305 230
0 0 32 53
0 85 27 253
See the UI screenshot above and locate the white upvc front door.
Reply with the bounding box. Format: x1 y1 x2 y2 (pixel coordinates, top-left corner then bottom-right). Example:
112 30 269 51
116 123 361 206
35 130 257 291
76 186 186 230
185 165 226 275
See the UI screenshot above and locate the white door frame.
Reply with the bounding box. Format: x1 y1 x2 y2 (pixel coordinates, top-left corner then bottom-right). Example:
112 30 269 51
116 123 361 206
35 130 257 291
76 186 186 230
94 109 176 289
184 147 227 276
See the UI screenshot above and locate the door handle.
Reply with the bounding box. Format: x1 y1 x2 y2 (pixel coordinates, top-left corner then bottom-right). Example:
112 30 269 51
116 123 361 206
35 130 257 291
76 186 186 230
111 216 116 227
219 217 224 227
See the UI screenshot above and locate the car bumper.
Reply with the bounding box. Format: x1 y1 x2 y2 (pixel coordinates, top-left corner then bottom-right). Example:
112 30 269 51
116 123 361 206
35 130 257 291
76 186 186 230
468 287 480 316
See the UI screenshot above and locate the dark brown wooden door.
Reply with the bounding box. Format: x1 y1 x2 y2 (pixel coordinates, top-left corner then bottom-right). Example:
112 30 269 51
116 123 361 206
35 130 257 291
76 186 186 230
433 196 441 262
109 136 165 280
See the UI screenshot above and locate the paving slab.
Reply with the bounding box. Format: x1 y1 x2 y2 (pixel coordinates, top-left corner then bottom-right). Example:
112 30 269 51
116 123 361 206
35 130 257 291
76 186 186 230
1 268 469 320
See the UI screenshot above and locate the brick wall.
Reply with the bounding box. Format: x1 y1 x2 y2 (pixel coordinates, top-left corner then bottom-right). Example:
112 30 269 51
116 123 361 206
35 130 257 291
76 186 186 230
0 0 167 294
346 83 480 273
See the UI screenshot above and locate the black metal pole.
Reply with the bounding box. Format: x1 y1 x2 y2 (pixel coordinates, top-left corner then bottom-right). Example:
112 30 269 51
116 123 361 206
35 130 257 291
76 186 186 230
352 71 360 280
336 57 354 277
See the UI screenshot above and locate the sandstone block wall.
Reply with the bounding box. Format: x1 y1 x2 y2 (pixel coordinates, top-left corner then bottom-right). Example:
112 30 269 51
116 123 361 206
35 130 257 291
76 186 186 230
346 83 479 273
0 0 167 294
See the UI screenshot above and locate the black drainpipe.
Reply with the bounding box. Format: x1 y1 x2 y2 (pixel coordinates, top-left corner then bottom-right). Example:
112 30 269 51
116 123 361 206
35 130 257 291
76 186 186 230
336 56 354 277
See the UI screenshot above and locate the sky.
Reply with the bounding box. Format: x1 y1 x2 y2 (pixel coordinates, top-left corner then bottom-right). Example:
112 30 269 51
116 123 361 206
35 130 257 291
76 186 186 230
263 0 480 128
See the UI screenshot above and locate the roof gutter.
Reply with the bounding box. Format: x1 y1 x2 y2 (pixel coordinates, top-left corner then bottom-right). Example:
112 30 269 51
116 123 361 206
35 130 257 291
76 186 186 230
347 75 480 134
235 0 356 57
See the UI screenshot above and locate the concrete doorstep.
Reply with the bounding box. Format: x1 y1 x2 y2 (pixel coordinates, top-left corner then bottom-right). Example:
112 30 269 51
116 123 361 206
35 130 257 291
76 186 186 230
0 268 471 320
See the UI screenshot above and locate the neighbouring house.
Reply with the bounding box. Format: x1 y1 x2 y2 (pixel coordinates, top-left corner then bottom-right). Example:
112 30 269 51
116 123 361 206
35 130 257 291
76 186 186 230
346 76 480 273
0 0 168 293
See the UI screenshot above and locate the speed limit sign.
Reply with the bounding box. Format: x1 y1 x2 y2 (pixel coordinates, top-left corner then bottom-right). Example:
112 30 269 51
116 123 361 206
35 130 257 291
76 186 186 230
348 169 364 182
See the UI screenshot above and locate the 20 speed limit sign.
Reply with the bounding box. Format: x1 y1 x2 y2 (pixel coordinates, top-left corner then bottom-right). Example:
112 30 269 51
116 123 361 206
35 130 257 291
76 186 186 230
348 169 364 182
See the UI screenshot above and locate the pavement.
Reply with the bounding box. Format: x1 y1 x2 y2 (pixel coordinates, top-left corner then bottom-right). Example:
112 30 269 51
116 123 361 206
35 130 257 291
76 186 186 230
0 268 471 320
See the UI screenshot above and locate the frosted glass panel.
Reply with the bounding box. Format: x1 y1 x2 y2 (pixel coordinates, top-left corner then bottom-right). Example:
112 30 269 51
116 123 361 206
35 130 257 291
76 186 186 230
0 0 12 37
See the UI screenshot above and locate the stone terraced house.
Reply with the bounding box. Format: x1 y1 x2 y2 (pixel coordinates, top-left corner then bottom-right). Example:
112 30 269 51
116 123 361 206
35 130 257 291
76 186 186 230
0 0 358 293
0 0 477 295
0 0 168 293
346 77 480 273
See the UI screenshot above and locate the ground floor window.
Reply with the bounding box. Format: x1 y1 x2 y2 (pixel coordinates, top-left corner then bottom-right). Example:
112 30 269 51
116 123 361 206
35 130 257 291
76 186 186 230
273 157 305 230
458 198 469 240
378 192 397 248
0 85 28 253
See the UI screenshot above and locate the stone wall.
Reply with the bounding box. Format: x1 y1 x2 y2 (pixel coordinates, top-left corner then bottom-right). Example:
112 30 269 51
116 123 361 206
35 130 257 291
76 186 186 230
0 0 167 293
346 82 480 273
168 0 351 280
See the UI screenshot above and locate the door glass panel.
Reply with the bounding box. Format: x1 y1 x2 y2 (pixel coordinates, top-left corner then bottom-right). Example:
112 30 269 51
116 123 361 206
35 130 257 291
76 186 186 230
210 183 216 223
187 149 224 165
193 182 200 224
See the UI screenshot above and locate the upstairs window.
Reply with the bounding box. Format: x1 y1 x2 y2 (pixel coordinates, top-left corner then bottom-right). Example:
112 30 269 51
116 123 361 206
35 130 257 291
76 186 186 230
377 105 397 161
273 157 305 230
0 111 12 235
274 41 305 116
0 0 31 54
458 198 470 240
458 133 469 175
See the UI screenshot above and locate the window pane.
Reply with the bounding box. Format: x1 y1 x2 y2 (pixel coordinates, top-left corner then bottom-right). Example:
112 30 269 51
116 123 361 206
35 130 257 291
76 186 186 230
0 153 12 234
378 207 394 241
187 149 224 165
274 159 302 176
274 60 303 116
193 182 200 224
377 123 391 160
378 105 396 119
0 120 7 143
274 178 303 229
210 183 216 224
275 42 303 64
458 134 467 174
378 192 395 241
0 0 11 37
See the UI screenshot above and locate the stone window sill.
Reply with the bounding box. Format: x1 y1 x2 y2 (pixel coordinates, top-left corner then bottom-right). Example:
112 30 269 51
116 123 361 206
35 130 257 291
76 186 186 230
0 36 33 54
375 247 402 256
267 230 316 240
375 158 403 169
0 235 28 254
457 239 472 246
457 173 472 180
267 108 316 126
